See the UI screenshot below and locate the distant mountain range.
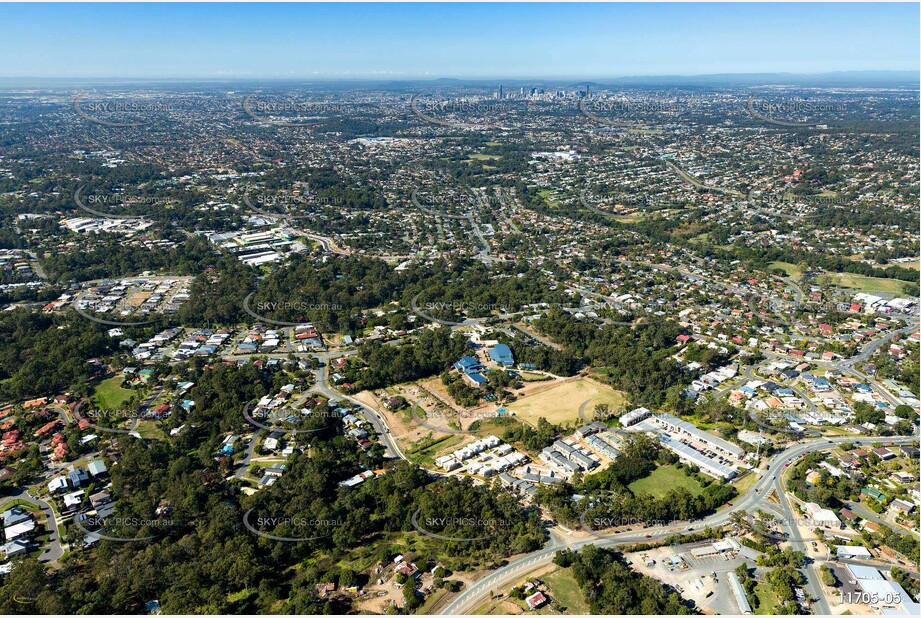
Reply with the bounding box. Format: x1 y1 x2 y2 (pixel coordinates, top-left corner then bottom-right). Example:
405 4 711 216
0 70 917 89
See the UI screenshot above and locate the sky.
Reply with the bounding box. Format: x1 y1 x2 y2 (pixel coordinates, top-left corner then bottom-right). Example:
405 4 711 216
0 3 918 79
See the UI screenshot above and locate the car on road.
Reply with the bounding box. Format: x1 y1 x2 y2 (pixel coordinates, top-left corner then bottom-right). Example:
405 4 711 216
645 534 652 538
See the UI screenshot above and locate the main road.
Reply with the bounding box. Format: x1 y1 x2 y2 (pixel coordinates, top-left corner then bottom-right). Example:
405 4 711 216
439 434 919 615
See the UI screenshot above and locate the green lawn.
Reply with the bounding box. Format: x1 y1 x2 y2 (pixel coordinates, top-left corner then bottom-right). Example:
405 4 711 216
1 500 43 516
92 376 134 409
628 464 704 498
817 272 910 295
754 582 781 615
731 471 760 496
134 420 166 440
543 567 590 614
769 261 803 278
538 189 561 208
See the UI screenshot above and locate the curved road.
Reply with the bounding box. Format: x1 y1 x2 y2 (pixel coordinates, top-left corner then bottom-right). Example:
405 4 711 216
0 488 64 564
439 434 919 615
309 361 406 461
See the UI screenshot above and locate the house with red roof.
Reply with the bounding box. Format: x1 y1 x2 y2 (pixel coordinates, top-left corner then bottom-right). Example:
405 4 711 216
525 592 548 610
34 419 62 437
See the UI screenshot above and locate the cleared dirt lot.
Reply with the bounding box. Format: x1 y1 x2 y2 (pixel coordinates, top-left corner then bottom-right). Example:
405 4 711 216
505 377 627 427
626 544 758 615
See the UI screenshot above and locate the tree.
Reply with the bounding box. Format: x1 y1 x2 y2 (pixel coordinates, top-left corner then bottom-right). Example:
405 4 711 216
339 568 357 588
402 578 421 611
819 565 837 588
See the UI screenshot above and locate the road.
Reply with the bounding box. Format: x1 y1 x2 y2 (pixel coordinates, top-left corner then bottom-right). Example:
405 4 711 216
844 321 919 366
216 335 403 460
439 434 919 615
288 228 351 256
24 250 47 280
234 429 261 479
308 361 406 461
768 466 831 614
846 501 920 540
0 488 64 564
665 160 744 198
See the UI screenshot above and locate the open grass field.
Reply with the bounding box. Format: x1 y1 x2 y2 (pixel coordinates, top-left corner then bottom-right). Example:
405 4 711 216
92 376 134 409
505 378 627 427
754 582 781 615
405 433 464 467
628 464 704 498
543 567 591 614
817 272 910 295
731 470 761 496
134 420 167 440
538 189 561 208
467 153 502 161
768 261 804 278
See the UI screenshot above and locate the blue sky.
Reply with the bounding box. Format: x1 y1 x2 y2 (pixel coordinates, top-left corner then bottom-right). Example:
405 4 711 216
1 3 918 79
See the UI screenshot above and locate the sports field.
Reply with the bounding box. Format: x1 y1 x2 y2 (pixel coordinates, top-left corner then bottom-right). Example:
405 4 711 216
817 272 910 295
505 378 626 427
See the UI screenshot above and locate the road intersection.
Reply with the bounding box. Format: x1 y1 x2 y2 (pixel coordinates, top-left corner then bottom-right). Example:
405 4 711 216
439 434 919 615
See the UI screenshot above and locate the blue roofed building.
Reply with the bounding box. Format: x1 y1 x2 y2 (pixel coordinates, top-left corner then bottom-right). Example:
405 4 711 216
454 355 489 387
453 356 485 374
68 468 90 487
488 344 515 367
